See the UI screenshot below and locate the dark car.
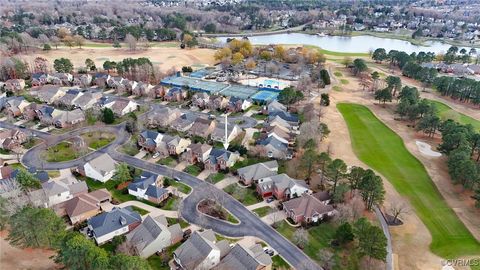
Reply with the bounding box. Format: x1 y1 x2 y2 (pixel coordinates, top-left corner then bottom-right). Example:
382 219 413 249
18 125 26 128
266 197 275 203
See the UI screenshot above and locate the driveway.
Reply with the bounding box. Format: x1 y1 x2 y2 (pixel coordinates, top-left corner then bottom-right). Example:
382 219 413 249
214 176 237 189
134 150 147 159
104 200 178 218
196 170 211 180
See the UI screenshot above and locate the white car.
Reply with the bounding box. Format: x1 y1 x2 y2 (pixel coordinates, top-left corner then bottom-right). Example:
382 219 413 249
152 152 160 159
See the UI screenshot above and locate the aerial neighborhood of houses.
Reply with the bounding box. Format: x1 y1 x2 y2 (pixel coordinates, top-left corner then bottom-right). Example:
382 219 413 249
0 52 338 270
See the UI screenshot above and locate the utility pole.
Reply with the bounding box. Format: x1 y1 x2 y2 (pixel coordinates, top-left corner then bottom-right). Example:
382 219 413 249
223 114 229 150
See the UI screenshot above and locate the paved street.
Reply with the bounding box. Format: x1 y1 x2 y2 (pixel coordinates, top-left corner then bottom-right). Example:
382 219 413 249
10 122 322 270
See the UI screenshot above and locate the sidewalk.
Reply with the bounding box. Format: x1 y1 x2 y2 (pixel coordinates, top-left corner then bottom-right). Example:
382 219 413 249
104 200 179 218
261 211 286 225
246 201 271 211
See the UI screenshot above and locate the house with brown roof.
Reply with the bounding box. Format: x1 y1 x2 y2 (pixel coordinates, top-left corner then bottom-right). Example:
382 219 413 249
0 129 27 150
183 143 212 164
73 74 93 88
208 95 229 111
103 98 139 116
145 107 182 128
188 118 216 138
192 92 210 108
163 87 187 102
282 192 335 225
213 243 272 270
4 97 30 117
65 189 111 224
256 174 310 200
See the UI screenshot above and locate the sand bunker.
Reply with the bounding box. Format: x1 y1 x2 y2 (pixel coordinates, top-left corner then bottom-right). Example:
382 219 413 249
416 141 442 157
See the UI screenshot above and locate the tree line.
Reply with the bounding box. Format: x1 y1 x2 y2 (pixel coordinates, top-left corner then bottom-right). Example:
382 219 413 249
373 47 480 106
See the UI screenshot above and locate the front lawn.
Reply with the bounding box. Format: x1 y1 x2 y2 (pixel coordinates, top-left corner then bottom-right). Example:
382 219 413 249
337 103 480 258
183 164 202 176
166 217 189 229
253 206 272 217
271 255 291 270
157 156 177 167
223 184 262 206
160 195 181 210
131 205 149 215
164 178 192 194
84 178 136 203
119 136 140 156
43 141 88 162
253 114 268 120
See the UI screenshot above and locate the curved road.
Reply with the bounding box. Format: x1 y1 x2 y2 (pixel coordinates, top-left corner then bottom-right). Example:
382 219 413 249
9 122 321 270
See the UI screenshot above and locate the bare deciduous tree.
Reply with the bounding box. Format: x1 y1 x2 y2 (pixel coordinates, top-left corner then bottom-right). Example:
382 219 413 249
125 34 137 51
389 201 409 224
292 228 309 249
317 249 336 270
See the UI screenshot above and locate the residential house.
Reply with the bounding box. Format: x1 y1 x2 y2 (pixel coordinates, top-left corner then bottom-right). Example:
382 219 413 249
87 207 142 245
35 85 65 103
164 87 187 102
268 116 293 132
256 174 310 200
126 215 183 258
192 92 210 108
257 136 292 160
204 148 240 172
107 76 126 90
189 118 216 138
0 129 27 150
51 73 74 86
31 73 53 86
5 79 25 92
173 229 230 270
138 130 165 152
41 178 88 207
237 161 278 186
55 89 84 108
265 126 294 145
79 153 116 182
128 172 169 204
264 100 286 115
208 95 229 111
65 188 111 224
156 135 191 156
268 111 299 127
211 124 240 144
72 90 102 110
145 107 182 128
103 98 139 116
226 97 252 112
53 109 85 128
171 115 196 133
22 103 41 120
213 243 272 270
4 97 30 117
184 143 212 164
94 73 111 88
132 82 155 97
283 193 335 224
35 105 56 125
73 74 93 88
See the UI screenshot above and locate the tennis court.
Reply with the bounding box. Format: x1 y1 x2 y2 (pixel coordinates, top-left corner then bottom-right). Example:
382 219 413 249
219 84 259 99
251 90 279 102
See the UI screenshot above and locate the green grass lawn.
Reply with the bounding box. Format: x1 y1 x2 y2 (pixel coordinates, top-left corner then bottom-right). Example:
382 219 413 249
160 195 181 210
85 178 136 203
207 172 225 184
183 164 202 176
223 184 262 206
252 206 271 217
119 137 140 156
131 205 149 216
157 156 177 167
334 71 343 77
333 86 343 92
306 45 370 57
165 179 192 194
47 170 60 178
271 255 291 270
147 242 182 270
428 100 480 131
253 114 268 120
337 103 480 258
43 141 87 162
340 79 349 85
166 217 189 229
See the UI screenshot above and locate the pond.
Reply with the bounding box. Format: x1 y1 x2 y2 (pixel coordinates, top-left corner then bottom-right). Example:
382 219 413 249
217 33 476 54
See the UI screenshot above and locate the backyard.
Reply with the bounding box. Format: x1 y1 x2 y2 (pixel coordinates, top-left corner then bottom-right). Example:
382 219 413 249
337 103 480 258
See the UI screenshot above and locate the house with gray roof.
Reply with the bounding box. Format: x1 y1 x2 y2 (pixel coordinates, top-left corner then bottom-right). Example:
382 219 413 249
34 85 65 103
237 161 278 186
72 90 102 110
173 229 230 270
87 207 142 245
213 243 272 270
126 215 182 258
41 177 88 207
79 153 116 182
128 172 169 204
257 136 292 160
55 89 83 108
204 148 240 172
146 107 182 128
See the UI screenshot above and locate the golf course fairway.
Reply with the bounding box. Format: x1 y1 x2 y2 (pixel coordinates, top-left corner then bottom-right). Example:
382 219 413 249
337 103 480 258
428 99 480 131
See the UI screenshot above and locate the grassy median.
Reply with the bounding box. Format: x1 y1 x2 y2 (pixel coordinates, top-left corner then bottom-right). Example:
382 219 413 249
337 103 480 258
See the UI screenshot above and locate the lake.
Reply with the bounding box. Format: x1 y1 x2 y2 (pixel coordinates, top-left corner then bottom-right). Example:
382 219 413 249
217 33 476 54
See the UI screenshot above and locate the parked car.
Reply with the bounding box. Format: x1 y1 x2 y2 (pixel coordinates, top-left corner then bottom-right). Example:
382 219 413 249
266 197 275 203
152 152 160 159
183 229 192 240
174 176 181 181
